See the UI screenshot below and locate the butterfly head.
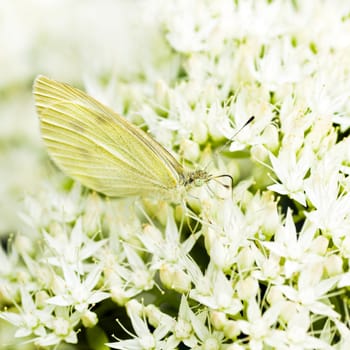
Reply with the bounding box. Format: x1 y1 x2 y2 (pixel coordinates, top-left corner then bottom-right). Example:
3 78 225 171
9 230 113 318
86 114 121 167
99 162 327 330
181 169 235 197
182 170 210 188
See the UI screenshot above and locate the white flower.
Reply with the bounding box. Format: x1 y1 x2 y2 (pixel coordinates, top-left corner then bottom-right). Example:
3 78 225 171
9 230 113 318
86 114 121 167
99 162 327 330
268 145 314 206
217 89 274 152
283 310 332 349
34 308 80 346
178 305 225 349
106 242 155 303
236 299 285 350
107 300 179 350
172 296 197 347
0 245 21 303
251 245 284 285
43 217 107 273
164 0 217 53
190 262 242 316
46 262 109 313
202 193 259 270
138 210 199 292
262 210 323 278
334 319 350 350
278 268 339 319
250 37 307 90
304 148 350 241
0 287 52 338
20 182 83 228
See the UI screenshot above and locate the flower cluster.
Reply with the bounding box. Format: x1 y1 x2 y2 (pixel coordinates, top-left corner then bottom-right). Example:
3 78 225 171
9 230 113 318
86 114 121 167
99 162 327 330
2 0 350 349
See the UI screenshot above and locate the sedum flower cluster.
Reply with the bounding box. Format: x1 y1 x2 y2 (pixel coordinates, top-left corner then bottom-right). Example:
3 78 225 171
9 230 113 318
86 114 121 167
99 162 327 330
2 0 350 349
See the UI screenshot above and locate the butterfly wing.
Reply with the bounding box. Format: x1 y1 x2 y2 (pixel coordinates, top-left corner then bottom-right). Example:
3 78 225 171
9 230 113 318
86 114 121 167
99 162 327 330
33 75 184 197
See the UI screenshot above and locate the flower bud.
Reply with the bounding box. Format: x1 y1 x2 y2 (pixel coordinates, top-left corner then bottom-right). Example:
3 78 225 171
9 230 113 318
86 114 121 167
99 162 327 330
236 276 259 300
159 264 191 293
81 310 98 328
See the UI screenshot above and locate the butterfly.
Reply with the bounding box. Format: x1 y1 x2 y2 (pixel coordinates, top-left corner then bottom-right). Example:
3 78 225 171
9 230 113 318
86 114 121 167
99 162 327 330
34 75 237 200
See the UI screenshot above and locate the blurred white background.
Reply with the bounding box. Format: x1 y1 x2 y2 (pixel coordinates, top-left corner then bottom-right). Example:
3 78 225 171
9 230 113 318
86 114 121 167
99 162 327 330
0 0 161 236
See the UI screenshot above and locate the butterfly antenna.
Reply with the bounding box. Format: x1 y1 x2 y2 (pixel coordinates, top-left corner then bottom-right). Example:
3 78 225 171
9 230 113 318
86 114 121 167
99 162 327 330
209 174 234 190
204 116 255 196
232 116 255 139
215 115 255 158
